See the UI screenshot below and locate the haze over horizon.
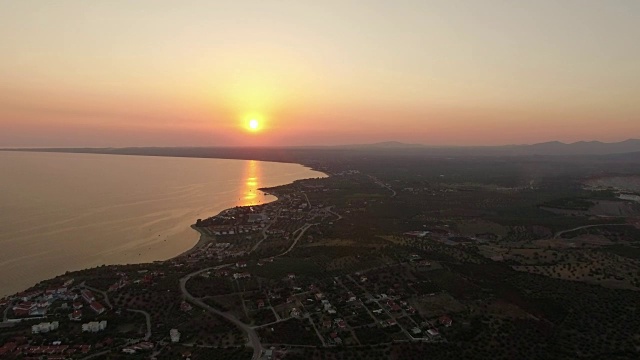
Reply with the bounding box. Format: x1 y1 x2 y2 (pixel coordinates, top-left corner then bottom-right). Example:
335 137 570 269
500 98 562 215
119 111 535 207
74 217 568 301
2 1 639 147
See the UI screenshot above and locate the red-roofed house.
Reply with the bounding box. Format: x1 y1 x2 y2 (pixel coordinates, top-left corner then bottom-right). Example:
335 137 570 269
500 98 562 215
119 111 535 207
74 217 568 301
0 342 17 356
69 310 82 321
81 290 95 303
90 301 105 314
13 302 35 312
439 315 452 327
19 290 42 302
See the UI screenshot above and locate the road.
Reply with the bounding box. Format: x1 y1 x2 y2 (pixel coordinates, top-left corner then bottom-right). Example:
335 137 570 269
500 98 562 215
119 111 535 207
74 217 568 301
180 266 263 360
325 206 342 221
179 221 316 359
277 223 315 258
554 223 633 238
250 208 282 253
127 309 151 340
369 175 396 197
2 302 10 322
345 275 414 341
84 284 113 309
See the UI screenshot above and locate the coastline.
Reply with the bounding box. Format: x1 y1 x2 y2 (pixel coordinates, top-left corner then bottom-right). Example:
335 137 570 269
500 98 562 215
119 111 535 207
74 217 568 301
0 152 327 298
171 187 288 261
171 225 216 260
0 148 326 176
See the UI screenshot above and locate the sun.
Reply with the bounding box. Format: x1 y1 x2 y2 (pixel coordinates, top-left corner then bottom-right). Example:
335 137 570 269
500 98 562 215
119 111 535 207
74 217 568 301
242 114 265 133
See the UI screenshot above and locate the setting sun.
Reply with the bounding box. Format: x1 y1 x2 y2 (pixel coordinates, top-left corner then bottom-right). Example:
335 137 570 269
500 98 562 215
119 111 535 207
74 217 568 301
244 115 264 133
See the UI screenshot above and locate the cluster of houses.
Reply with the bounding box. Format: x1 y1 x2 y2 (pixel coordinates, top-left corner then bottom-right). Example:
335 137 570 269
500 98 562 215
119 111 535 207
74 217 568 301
182 241 250 264
3 279 110 325
196 207 271 236
10 280 75 318
107 269 165 292
70 291 105 322
0 276 119 358
196 190 322 239
121 341 154 354
0 339 92 358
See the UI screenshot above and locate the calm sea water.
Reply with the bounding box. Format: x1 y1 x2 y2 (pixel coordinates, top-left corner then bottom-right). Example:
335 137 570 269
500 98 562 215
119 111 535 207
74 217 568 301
0 151 325 297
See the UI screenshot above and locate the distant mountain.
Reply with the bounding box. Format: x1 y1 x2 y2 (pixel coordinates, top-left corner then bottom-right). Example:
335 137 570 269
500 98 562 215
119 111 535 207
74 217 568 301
510 139 640 156
3 139 640 159
337 141 426 149
330 139 640 156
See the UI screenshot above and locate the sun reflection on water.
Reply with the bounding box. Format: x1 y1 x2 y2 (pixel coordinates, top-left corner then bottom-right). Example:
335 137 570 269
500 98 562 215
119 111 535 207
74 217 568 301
239 160 264 206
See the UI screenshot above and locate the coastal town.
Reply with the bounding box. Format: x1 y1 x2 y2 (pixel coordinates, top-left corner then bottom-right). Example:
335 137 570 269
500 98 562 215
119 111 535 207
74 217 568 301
1 155 640 360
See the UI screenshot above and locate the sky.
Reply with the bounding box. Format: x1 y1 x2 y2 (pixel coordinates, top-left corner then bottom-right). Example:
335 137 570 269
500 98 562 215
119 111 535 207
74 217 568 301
1 0 639 147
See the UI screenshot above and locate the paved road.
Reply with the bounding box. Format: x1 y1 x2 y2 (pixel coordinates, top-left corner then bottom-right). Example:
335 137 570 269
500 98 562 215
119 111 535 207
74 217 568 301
179 221 317 359
84 285 113 309
346 275 414 341
250 208 282 253
180 266 263 360
127 309 152 340
554 223 633 238
2 302 10 322
326 206 342 221
277 223 315 258
369 175 396 197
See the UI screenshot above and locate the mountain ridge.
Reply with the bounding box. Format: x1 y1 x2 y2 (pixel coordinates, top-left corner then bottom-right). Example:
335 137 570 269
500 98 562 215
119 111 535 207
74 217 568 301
3 139 640 157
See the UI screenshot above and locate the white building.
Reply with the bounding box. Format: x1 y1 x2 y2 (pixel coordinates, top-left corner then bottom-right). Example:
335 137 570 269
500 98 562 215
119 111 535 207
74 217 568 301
82 320 107 333
170 329 181 343
31 321 59 334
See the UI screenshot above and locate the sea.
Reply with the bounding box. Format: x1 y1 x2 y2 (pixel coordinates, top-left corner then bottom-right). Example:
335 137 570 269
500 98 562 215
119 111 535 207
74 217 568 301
0 151 325 297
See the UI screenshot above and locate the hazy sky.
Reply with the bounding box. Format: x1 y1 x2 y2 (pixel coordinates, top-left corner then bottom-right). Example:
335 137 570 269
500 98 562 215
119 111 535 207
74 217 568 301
1 0 639 147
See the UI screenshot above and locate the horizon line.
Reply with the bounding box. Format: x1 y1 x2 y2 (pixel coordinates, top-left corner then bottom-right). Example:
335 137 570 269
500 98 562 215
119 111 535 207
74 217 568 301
1 138 639 150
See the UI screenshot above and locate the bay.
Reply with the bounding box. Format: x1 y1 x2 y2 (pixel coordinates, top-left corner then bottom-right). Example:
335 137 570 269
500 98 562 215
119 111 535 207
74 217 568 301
0 151 325 297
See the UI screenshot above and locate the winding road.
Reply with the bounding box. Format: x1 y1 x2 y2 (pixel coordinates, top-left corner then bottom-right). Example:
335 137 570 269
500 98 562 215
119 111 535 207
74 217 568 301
554 223 633 238
179 222 318 359
250 208 282 253
278 223 315 257
84 284 113 309
127 309 151 341
180 266 263 360
325 206 342 221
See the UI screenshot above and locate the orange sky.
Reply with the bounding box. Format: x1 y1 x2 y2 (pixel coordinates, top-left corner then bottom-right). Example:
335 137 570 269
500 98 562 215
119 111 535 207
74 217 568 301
1 1 639 147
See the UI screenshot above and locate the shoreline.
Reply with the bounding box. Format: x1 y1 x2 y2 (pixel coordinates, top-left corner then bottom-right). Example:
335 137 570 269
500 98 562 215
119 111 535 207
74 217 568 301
171 188 287 261
171 225 216 260
0 153 327 298
0 148 326 175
